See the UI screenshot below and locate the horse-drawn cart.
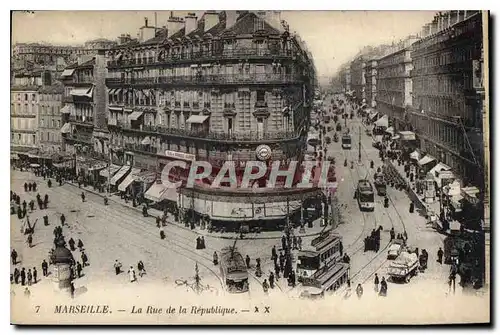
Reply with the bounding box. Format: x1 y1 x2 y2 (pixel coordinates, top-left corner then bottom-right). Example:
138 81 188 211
387 251 419 283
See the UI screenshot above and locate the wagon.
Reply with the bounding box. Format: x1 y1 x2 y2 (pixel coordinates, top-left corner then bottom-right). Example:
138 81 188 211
387 252 419 283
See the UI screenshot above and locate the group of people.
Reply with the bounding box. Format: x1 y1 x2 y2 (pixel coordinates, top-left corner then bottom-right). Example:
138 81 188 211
10 248 43 289
114 260 147 282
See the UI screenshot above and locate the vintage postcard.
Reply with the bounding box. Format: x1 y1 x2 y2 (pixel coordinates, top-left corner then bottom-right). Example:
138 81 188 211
10 10 490 325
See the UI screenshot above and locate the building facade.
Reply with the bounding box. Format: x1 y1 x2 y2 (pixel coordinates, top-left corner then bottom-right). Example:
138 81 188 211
410 10 484 187
350 57 365 103
376 39 416 130
104 11 318 224
11 87 39 152
364 59 378 108
13 43 95 66
38 84 64 154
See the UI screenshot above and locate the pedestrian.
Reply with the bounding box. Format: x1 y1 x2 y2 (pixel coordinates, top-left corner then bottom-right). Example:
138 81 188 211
290 270 296 287
60 213 66 226
200 236 206 249
384 196 389 208
339 241 343 256
437 247 444 264
269 272 275 289
138 261 146 277
390 227 395 241
274 263 280 279
77 239 84 251
403 231 408 242
213 252 218 266
279 252 285 269
27 233 33 248
68 238 75 251
32 267 37 284
374 273 379 292
22 206 27 219
128 266 137 282
24 182 28 192
281 235 286 250
297 236 302 250
356 284 363 299
43 215 49 226
159 225 165 240
43 196 48 209
41 260 48 277
76 262 82 278
14 268 20 284
28 183 32 192
246 255 251 269
11 249 18 265
156 216 161 228
33 182 37 192
262 279 269 294
48 179 52 188
81 251 89 267
292 235 298 250
196 236 201 249
379 277 387 297
271 246 277 261
11 273 14 285
22 200 27 211
114 260 122 275
81 192 85 203
27 269 32 286
17 207 22 220
409 201 415 213
70 282 75 299
24 287 30 298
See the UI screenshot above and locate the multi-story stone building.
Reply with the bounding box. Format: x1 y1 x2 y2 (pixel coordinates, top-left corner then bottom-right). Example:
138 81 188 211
13 43 94 66
350 57 365 103
60 52 108 178
410 10 484 187
38 84 64 154
11 86 39 153
376 36 419 130
364 59 378 108
104 11 318 226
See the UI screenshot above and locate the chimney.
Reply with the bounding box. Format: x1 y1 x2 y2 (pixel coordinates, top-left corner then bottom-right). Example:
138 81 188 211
167 16 184 37
225 10 237 29
144 17 148 27
184 13 198 36
204 11 219 32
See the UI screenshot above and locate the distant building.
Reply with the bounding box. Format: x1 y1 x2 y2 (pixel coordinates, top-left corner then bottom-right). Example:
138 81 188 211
11 87 39 153
350 57 365 103
364 59 378 108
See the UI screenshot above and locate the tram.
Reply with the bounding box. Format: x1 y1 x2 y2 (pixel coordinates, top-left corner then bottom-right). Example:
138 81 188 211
356 179 375 211
219 247 249 293
300 262 350 299
297 232 343 282
307 133 320 148
341 134 352 149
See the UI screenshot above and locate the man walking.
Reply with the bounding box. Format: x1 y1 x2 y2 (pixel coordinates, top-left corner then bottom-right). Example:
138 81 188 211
41 260 48 277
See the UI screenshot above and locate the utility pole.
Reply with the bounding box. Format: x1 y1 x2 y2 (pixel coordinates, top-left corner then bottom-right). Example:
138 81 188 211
358 125 362 163
107 148 112 195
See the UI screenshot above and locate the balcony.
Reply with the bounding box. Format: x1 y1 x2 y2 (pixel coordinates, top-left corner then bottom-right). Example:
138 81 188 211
73 76 94 85
106 73 303 87
68 116 94 127
117 122 301 143
63 133 92 144
255 100 268 108
107 48 296 68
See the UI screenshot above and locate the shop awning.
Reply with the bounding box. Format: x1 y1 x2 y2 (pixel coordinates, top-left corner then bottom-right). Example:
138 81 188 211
110 165 131 185
100 164 121 178
136 171 157 183
141 137 151 145
60 123 72 134
398 131 416 141
70 87 93 98
410 150 421 160
88 162 107 172
61 69 75 77
385 126 394 135
161 186 179 202
129 111 143 121
374 115 388 128
391 135 400 140
30 163 41 168
368 111 379 120
418 155 436 166
60 105 71 114
118 168 141 191
144 182 172 202
429 162 452 176
186 115 209 123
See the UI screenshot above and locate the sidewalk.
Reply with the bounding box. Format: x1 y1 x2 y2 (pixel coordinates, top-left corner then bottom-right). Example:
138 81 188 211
64 181 329 241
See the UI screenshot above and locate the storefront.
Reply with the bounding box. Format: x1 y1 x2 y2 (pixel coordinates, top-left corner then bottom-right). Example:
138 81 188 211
99 164 121 187
417 155 437 178
110 165 131 191
144 181 179 205
117 167 141 197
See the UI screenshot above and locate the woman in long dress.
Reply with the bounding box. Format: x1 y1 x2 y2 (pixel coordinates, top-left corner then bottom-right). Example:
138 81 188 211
128 266 137 282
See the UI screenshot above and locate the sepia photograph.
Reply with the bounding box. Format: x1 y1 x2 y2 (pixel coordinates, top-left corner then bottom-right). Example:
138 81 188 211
9 8 490 325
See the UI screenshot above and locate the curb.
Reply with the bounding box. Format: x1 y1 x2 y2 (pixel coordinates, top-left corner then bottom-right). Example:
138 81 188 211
64 182 327 241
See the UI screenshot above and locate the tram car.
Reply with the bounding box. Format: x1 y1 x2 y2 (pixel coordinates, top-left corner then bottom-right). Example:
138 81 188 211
373 172 387 196
297 232 343 283
219 247 249 293
299 262 350 299
355 179 375 211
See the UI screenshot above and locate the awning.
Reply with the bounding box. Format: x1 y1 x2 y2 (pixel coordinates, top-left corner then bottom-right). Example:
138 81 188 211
100 164 121 178
61 69 75 77
429 162 452 176
186 115 209 123
391 135 401 140
398 131 416 141
118 168 141 191
30 163 41 168
374 115 388 128
110 165 131 186
410 150 421 160
60 123 71 134
60 105 71 114
70 87 93 98
109 106 123 111
201 64 211 67
141 137 151 145
369 111 379 120
107 88 116 95
190 64 199 68
385 126 394 135
129 111 143 121
145 183 165 202
88 162 107 172
418 155 436 166
135 171 157 183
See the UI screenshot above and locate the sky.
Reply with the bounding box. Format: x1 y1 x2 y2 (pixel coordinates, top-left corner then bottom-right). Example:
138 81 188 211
12 10 436 83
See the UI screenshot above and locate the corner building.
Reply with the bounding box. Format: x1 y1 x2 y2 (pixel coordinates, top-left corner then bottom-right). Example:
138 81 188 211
105 11 320 228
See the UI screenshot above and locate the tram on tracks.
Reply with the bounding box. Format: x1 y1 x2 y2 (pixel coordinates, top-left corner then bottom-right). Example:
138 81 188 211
219 247 249 293
297 232 343 282
299 262 350 299
355 179 375 211
341 133 352 149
